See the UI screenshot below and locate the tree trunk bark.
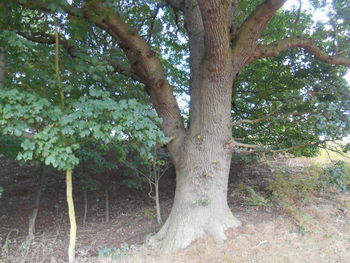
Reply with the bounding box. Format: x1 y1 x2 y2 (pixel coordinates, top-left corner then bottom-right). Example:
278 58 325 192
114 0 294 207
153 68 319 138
151 62 242 249
66 169 76 263
149 1 243 251
83 189 87 225
27 166 45 240
155 181 162 225
151 134 241 251
105 187 110 223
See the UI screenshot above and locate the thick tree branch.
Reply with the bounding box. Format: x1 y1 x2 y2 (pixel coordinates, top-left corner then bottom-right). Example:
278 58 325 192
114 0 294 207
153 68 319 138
187 0 235 135
107 60 143 82
16 31 77 55
227 0 239 30
182 0 205 130
17 31 141 81
232 107 281 126
79 1 186 163
233 110 319 131
231 0 287 69
250 37 350 66
198 0 231 66
237 0 287 41
231 139 309 154
13 2 147 80
15 0 186 164
231 140 259 149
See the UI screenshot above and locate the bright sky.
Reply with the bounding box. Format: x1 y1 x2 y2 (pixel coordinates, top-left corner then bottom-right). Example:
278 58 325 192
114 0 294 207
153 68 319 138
345 72 350 83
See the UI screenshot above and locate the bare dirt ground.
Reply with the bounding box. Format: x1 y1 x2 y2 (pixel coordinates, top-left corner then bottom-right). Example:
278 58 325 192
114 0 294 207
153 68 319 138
0 156 349 263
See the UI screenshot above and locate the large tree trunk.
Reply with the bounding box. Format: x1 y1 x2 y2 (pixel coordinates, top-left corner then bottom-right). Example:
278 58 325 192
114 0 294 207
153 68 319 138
151 74 243 250
70 0 282 252
150 0 242 251
152 135 241 251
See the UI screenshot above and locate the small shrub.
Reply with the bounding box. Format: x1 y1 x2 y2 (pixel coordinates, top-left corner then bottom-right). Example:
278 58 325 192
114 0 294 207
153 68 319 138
269 162 350 233
244 186 272 207
269 167 322 206
98 243 132 259
322 161 350 192
143 208 156 220
234 182 246 194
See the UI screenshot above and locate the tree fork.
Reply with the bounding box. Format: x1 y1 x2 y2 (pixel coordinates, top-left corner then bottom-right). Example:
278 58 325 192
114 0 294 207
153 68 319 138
146 0 244 251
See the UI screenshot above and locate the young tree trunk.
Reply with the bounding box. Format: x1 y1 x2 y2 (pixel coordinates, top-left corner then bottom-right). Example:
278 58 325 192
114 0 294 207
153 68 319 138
83 189 87 225
27 166 45 241
154 181 162 225
66 169 76 263
105 187 110 223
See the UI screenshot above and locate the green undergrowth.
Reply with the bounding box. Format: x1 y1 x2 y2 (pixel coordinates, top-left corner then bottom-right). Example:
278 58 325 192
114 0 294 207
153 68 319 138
235 184 272 207
236 158 350 233
271 160 349 233
321 161 350 191
268 166 322 230
97 243 133 259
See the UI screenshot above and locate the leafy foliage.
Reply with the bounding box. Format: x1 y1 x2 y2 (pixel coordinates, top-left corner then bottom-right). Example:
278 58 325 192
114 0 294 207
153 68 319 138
233 51 350 155
0 135 24 159
230 0 350 154
322 161 350 192
244 186 272 207
270 167 322 205
0 0 349 159
0 87 166 170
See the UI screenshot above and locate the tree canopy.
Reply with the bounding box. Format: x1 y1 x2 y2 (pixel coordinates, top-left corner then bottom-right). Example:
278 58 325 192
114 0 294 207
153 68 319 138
1 0 349 157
